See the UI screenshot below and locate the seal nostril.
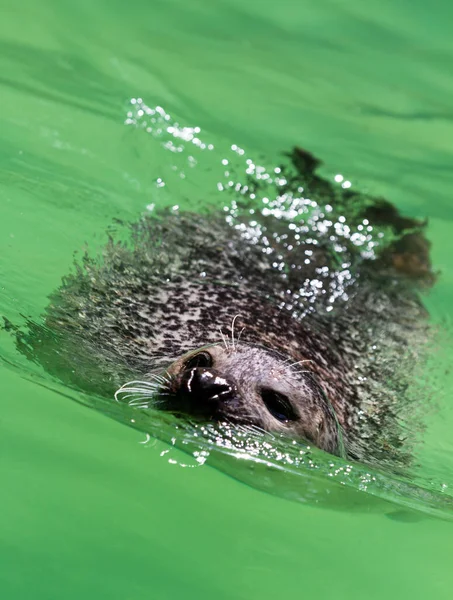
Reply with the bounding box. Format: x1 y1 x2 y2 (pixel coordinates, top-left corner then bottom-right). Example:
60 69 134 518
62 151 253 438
182 368 233 402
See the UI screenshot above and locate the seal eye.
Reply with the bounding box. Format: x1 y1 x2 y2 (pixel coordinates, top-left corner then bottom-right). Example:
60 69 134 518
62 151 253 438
261 389 298 422
184 352 213 370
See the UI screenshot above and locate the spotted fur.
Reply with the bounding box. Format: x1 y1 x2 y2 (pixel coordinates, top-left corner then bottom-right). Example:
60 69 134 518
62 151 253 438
14 148 434 468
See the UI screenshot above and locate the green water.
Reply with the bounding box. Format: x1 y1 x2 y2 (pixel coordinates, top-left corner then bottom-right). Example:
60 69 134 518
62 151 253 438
2 0 453 598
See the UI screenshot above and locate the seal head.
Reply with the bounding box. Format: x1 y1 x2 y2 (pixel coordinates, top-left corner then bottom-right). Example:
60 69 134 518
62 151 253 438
159 342 344 456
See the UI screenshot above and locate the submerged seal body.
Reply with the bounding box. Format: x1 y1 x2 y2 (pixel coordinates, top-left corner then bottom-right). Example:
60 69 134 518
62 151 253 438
14 148 434 467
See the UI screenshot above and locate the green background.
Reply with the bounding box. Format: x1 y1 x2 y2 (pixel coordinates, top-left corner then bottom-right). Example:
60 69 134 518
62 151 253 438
1 0 453 598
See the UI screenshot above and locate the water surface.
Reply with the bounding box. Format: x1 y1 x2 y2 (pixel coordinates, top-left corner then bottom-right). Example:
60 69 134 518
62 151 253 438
2 1 453 598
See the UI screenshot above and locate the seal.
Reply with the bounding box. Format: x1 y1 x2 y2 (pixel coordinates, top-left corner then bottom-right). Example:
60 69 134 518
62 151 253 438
12 148 434 467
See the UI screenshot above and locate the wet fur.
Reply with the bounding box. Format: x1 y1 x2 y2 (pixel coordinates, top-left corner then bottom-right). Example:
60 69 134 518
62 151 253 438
12 148 434 468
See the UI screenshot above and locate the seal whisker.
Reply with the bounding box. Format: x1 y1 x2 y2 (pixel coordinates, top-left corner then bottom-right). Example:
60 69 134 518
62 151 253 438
288 359 314 368
117 385 154 394
128 396 156 406
280 358 294 367
230 314 242 351
148 375 169 385
118 391 157 401
114 379 165 403
290 368 312 377
238 423 273 438
128 392 171 406
218 327 230 350
117 379 163 390
117 385 161 394
236 326 246 347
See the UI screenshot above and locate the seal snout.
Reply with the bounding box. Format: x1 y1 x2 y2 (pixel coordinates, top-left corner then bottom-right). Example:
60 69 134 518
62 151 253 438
179 367 236 405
